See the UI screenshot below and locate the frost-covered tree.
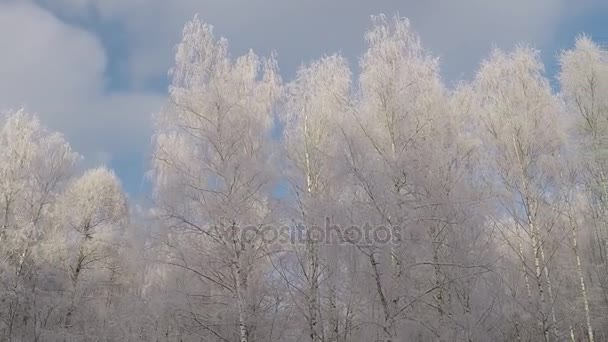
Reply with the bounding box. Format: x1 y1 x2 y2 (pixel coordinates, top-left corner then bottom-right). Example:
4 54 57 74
559 35 608 342
467 46 566 341
0 110 134 341
151 16 280 342
332 15 500 342
0 109 79 341
279 54 352 342
339 15 454 341
55 167 128 334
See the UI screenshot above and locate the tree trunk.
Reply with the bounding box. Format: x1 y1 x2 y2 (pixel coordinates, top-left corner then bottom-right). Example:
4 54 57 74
515 227 533 301
368 251 396 342
538 242 559 339
569 217 595 342
304 115 323 342
307 231 322 342
232 259 249 342
65 244 85 329
328 282 339 342
529 218 549 342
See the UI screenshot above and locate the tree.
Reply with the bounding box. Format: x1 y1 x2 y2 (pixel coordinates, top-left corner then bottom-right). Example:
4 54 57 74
55 167 127 334
0 109 78 341
339 14 450 341
559 35 608 342
467 46 565 341
151 16 280 342
280 53 352 342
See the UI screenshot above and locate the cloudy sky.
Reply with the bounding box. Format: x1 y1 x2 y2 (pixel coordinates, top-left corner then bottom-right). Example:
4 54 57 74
1 0 607 195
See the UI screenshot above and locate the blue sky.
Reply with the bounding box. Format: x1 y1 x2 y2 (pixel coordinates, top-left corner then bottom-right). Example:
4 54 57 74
1 0 607 197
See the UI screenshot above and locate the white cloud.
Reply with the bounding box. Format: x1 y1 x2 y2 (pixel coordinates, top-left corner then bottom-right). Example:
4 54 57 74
0 1 164 175
34 0 605 84
0 1 105 114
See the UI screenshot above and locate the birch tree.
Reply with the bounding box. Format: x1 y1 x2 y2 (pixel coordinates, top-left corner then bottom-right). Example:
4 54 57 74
151 16 280 342
280 54 352 342
0 109 78 341
56 167 128 334
468 46 565 341
558 35 608 342
339 14 451 341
